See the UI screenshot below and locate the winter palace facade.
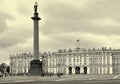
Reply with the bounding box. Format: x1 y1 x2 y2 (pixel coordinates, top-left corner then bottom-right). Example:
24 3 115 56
10 47 120 75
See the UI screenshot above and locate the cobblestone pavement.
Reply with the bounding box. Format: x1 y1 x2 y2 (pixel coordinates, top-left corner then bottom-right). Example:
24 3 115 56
0 75 120 84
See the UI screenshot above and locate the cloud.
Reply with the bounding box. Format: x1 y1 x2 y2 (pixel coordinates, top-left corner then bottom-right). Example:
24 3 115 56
16 0 33 16
0 24 32 49
40 0 120 36
0 12 15 34
0 17 8 33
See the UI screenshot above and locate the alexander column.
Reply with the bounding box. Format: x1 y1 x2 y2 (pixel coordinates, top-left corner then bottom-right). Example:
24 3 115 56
29 2 42 76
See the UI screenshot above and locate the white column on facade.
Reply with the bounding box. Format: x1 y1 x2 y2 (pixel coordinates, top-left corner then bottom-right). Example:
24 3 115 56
98 67 100 74
82 56 84 65
87 67 90 74
80 67 84 74
66 56 69 66
78 56 80 65
105 67 107 74
109 55 113 74
54 68 56 74
74 56 76 65
102 67 104 74
72 67 75 74
102 56 103 65
52 56 54 74
55 57 57 74
51 68 53 73
87 56 89 65
18 59 20 74
66 67 69 74
48 68 50 73
53 57 55 74
48 58 50 73
110 55 112 65
71 56 73 66
105 55 107 65
16 58 18 74
26 68 28 73
56 66 58 74
109 67 113 74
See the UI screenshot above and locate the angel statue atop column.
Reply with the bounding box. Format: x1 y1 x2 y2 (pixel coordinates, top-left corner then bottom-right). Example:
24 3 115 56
34 2 38 13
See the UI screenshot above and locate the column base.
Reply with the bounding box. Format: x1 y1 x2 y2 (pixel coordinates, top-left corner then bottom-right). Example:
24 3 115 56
29 60 43 76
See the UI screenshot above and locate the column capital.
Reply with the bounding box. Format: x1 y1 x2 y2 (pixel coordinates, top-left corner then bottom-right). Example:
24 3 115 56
31 13 41 20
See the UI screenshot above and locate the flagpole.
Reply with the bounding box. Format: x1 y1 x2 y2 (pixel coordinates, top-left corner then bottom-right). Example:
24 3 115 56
76 39 80 49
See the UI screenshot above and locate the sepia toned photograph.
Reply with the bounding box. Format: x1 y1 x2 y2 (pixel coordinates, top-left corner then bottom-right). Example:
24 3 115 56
0 0 120 84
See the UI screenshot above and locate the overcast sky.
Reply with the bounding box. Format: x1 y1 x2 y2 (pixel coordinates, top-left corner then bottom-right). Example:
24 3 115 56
1 0 120 64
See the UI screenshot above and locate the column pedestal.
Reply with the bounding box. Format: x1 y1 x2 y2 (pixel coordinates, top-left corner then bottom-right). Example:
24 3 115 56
29 60 42 76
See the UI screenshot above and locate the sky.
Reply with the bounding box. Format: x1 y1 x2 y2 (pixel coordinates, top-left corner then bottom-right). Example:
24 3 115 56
0 0 120 64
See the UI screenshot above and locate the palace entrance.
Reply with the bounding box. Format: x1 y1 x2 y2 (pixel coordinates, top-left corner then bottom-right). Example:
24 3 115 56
69 67 72 74
75 67 80 74
84 67 87 74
